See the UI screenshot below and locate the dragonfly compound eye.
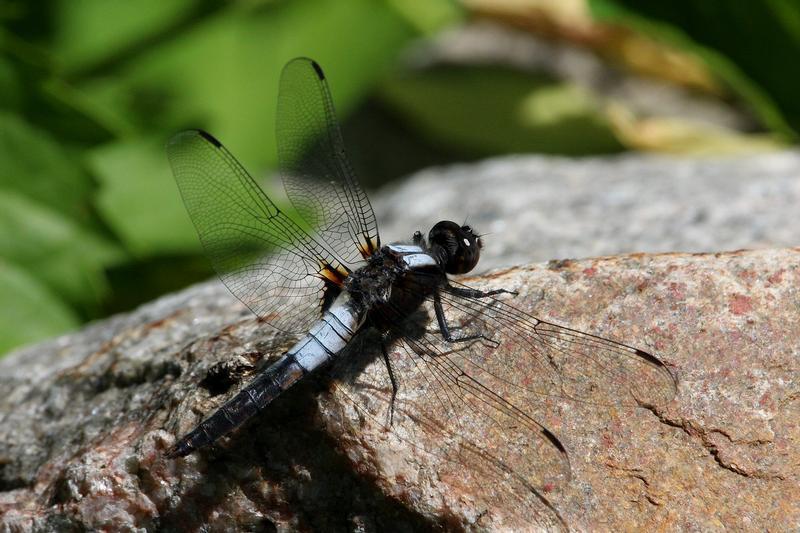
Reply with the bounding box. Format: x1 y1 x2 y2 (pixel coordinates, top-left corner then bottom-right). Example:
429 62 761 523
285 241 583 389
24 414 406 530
429 220 481 274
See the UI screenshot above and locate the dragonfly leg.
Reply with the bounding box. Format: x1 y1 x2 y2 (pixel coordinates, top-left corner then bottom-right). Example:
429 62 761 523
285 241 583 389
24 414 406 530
433 290 497 345
445 284 517 298
380 334 398 426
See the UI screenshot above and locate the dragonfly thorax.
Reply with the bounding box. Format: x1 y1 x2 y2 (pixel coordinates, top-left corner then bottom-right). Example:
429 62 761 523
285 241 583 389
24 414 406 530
345 253 401 308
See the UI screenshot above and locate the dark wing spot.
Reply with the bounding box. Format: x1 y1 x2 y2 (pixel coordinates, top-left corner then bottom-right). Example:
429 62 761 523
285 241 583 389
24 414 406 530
310 60 325 80
197 129 222 148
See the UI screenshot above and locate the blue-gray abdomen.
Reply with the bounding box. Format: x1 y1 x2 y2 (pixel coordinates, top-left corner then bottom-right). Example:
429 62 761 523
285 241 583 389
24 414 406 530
289 291 366 372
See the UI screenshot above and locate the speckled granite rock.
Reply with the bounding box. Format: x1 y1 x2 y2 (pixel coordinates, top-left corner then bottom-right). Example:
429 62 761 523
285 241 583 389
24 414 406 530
374 151 800 272
324 248 800 530
1 247 798 531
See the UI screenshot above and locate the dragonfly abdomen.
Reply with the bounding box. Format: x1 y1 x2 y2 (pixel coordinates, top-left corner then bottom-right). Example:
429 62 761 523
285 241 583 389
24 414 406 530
288 292 365 371
167 292 366 457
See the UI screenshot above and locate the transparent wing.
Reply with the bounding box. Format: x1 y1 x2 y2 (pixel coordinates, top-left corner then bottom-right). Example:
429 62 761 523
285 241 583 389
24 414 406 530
167 129 350 334
374 290 571 490
328 375 569 531
436 278 678 409
331 271 675 503
276 57 380 267
327 307 570 530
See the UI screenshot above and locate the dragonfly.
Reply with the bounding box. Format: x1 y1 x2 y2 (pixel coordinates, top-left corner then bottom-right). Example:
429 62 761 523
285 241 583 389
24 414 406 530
165 57 676 527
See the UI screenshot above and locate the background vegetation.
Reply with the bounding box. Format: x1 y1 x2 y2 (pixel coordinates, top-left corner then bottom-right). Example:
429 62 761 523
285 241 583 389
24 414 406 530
1 0 798 356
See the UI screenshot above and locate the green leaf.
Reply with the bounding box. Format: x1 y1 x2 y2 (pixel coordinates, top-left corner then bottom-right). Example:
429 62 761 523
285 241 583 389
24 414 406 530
0 30 118 144
588 0 800 139
76 0 418 171
90 136 314 258
89 138 200 257
0 190 124 311
387 0 463 34
0 258 79 357
380 65 623 156
0 111 95 223
0 57 23 111
81 0 424 257
53 0 199 74
36 77 130 141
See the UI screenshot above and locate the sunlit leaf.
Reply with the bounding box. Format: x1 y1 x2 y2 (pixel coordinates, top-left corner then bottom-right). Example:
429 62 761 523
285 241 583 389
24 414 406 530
0 111 95 222
76 0 418 171
90 137 311 258
605 103 783 154
80 0 425 259
89 139 200 257
0 259 79 357
53 0 199 74
388 0 463 34
0 191 124 310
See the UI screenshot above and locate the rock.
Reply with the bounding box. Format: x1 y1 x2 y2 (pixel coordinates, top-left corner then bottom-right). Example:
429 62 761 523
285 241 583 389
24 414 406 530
0 281 428 531
374 151 800 272
324 248 800 530
2 151 800 530
1 245 798 531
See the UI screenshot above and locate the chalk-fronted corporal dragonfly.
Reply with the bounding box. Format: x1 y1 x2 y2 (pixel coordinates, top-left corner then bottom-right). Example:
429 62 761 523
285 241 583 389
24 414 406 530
166 57 676 525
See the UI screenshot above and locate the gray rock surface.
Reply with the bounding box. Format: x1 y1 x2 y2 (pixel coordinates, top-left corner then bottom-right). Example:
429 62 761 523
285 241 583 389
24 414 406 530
2 152 800 531
374 151 800 272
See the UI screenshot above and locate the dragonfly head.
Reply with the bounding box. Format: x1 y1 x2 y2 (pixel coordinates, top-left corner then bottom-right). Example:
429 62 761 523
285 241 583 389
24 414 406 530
429 220 482 274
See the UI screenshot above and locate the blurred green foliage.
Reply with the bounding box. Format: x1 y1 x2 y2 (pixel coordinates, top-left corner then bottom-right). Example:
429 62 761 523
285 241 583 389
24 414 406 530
590 0 800 140
0 0 457 355
381 65 623 155
0 0 796 356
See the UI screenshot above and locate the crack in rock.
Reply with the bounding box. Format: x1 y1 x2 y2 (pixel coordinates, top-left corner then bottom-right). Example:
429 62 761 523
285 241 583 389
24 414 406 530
643 405 784 481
